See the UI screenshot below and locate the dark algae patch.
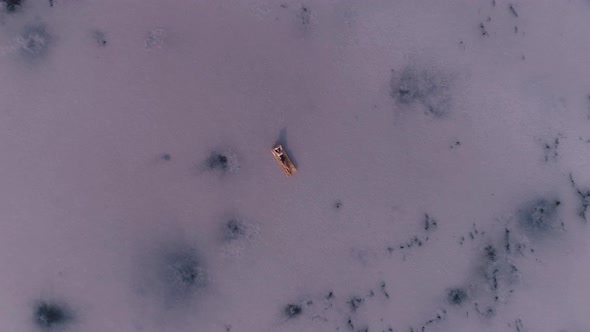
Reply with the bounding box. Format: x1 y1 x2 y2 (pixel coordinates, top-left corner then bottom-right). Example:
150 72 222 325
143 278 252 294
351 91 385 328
569 173 590 221
163 251 207 293
509 4 519 17
484 245 498 262
298 5 311 26
284 304 302 318
19 24 53 60
518 198 561 235
93 30 107 47
33 302 71 329
390 67 452 117
2 0 23 12
207 153 229 171
447 288 467 305
223 219 246 240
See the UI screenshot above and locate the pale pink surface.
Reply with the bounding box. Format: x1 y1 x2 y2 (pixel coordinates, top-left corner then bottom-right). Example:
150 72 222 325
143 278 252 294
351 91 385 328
0 1 589 331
